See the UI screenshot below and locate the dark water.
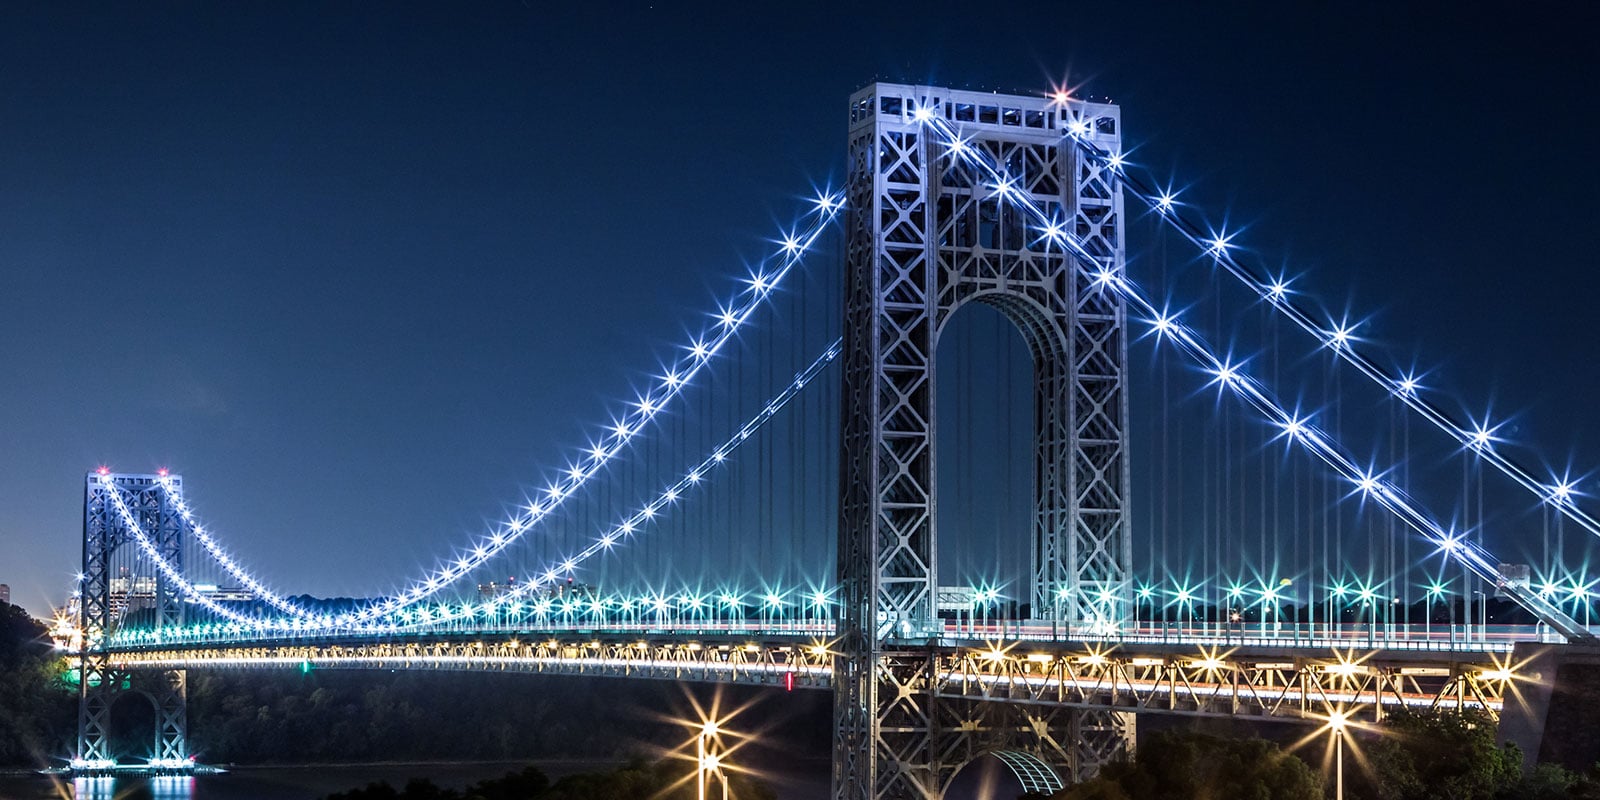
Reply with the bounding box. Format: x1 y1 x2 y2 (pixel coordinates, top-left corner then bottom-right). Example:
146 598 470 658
0 756 1045 799
0 760 836 800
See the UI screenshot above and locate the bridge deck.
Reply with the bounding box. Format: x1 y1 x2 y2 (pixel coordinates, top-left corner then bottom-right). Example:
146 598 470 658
100 628 1529 726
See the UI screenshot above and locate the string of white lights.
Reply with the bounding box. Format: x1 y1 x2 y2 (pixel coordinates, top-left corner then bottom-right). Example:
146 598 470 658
106 191 845 631
352 193 844 624
1057 116 1598 539
918 112 1591 640
99 476 268 630
110 341 842 641
157 475 323 621
466 337 843 616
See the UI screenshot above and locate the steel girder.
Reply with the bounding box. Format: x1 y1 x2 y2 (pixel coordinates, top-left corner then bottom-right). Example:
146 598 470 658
79 473 188 766
836 83 1131 799
106 635 1512 727
108 634 834 689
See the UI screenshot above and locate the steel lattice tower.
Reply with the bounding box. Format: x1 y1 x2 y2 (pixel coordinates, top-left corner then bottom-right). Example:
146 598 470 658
835 83 1132 799
78 472 188 768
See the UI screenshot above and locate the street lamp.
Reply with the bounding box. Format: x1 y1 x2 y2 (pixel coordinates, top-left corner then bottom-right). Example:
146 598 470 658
1330 582 1349 642
1172 586 1197 639
1136 584 1154 639
1567 581 1592 630
1226 583 1246 639
763 591 786 630
1427 582 1446 642
809 590 830 631
976 588 1000 635
1329 711 1348 800
1471 590 1487 644
697 720 729 800
1094 586 1118 638
1357 585 1378 646
719 593 742 630
685 594 707 629
1258 585 1281 640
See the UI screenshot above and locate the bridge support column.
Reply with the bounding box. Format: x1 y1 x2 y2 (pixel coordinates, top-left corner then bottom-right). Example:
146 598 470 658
77 473 189 769
1498 642 1600 772
834 647 1131 797
835 82 1131 798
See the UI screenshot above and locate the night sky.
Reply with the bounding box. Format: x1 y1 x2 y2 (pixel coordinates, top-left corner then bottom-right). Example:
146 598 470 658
3 3 1597 618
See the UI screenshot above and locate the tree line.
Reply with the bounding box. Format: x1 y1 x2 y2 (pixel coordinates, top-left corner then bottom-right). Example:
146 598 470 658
1047 711 1600 800
323 761 776 800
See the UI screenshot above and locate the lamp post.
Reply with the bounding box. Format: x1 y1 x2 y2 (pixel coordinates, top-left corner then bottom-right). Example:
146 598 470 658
1259 586 1281 641
763 591 785 631
697 720 718 800
688 594 709 630
1173 587 1196 640
1136 585 1154 640
1448 583 1458 643
1426 583 1445 643
1568 582 1592 632
976 587 999 636
1330 582 1349 643
1358 586 1378 647
1471 590 1486 644
1329 711 1347 800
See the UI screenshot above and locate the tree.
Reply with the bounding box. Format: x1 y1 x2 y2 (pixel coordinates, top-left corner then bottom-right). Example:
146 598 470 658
322 760 776 800
0 602 76 767
1054 730 1321 800
1350 709 1522 800
464 766 549 800
1500 763 1600 800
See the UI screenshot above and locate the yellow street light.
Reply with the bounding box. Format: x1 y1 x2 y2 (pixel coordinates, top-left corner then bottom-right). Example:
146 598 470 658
1328 711 1348 800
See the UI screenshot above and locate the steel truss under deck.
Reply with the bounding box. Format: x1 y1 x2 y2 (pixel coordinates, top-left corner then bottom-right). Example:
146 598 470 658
106 634 1512 727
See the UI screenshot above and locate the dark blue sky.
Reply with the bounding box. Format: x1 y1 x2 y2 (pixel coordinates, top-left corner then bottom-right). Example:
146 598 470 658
3 3 1597 617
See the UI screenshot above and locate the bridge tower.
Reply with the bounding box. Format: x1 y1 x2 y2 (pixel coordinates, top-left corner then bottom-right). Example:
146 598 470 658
835 83 1132 798
77 472 188 769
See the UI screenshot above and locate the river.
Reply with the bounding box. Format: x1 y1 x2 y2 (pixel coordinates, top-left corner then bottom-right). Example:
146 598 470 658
0 759 836 800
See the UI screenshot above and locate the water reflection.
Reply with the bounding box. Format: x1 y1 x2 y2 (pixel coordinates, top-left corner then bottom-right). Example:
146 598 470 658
74 775 195 800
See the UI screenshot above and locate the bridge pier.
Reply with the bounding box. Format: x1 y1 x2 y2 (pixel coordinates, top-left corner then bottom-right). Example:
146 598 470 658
1498 642 1600 772
76 473 190 771
76 663 189 771
835 646 1131 798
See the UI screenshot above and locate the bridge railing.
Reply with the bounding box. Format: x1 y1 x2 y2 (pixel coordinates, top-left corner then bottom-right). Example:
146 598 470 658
89 613 1565 655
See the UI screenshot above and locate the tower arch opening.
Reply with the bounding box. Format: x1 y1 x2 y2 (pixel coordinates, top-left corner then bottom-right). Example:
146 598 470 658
104 688 159 763
942 749 1067 799
934 297 1055 625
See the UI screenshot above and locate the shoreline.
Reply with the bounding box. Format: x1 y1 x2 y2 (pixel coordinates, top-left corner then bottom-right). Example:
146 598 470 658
217 757 623 770
0 757 624 779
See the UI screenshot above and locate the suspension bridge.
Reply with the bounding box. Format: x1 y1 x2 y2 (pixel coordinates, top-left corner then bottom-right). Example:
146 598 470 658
58 82 1600 799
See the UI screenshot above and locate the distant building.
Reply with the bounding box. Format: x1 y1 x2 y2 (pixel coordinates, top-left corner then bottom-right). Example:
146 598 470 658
191 583 256 603
110 573 159 617
106 571 254 617
478 577 520 599
0 583 9 605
